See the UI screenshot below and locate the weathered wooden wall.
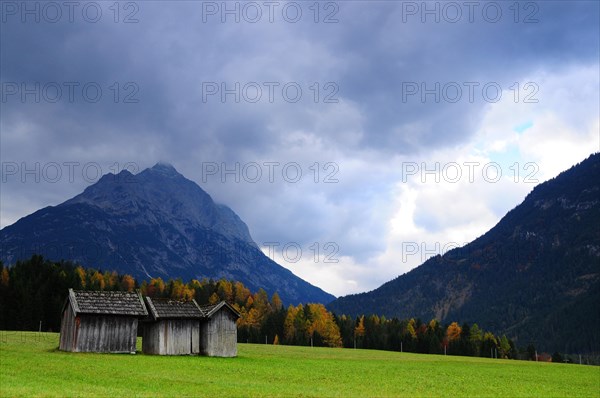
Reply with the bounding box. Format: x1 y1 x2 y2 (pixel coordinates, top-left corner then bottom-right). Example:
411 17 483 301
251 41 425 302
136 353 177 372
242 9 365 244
60 312 138 353
78 316 138 353
59 304 76 351
200 310 238 357
142 320 200 355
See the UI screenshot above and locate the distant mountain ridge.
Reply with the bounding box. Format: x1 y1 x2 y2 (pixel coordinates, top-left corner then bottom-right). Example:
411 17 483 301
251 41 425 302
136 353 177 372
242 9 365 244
0 163 335 305
329 153 600 353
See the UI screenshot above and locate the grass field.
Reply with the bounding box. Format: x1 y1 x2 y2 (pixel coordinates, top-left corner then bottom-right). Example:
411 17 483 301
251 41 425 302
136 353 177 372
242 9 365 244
0 332 598 397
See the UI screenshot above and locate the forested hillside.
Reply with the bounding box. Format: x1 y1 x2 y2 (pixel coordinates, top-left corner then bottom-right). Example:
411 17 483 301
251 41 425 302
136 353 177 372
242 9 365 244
329 154 600 353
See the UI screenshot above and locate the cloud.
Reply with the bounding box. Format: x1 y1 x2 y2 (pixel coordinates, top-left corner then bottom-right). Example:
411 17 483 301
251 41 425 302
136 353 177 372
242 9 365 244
1 1 599 295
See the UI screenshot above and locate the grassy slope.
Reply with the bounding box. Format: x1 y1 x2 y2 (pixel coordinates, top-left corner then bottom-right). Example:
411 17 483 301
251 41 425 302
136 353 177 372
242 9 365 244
0 332 598 397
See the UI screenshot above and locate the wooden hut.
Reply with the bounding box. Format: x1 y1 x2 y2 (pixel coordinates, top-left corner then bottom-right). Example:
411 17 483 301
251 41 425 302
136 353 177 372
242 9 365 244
142 298 203 355
59 288 147 353
198 301 240 357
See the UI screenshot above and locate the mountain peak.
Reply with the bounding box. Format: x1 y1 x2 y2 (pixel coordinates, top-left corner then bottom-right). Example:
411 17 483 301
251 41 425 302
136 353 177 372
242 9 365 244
0 161 336 305
149 162 180 177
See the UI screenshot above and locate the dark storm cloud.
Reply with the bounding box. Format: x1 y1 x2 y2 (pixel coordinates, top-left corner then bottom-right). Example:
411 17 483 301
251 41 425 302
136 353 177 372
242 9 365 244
1 1 599 292
3 1 597 156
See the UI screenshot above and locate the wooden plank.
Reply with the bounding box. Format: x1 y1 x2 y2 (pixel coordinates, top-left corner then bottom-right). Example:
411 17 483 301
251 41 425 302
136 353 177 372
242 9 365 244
76 315 138 353
143 319 202 355
59 305 76 351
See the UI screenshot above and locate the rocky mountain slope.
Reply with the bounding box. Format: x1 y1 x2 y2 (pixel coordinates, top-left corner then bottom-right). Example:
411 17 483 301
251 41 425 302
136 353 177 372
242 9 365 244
0 163 335 305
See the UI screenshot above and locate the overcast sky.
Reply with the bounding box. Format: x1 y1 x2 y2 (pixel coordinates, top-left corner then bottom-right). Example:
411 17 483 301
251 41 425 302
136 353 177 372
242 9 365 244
1 1 599 297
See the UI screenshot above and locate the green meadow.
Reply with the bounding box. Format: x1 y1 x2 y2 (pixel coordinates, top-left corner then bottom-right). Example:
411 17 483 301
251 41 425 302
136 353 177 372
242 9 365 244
0 332 597 397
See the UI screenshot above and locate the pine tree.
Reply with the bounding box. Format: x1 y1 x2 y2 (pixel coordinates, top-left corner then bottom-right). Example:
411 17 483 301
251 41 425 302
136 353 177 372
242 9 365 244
499 335 511 358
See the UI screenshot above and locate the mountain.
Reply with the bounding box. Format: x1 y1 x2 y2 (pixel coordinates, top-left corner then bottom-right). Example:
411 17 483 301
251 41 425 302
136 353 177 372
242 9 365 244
329 153 600 353
0 163 335 305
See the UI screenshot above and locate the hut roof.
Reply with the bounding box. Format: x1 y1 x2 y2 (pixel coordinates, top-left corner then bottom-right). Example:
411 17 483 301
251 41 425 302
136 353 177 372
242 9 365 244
145 297 204 320
67 288 148 317
198 301 241 319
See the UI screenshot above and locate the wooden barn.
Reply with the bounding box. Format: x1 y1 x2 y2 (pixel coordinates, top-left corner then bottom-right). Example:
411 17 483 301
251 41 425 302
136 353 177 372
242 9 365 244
142 297 203 355
198 301 240 357
59 289 148 353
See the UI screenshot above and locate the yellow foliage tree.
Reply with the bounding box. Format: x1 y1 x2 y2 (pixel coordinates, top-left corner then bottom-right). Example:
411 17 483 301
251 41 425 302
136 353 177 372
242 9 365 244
236 306 248 327
306 304 342 347
428 319 439 331
189 279 202 291
405 318 417 339
146 278 165 297
120 275 135 292
170 279 186 299
284 305 301 342
74 266 86 288
245 308 262 330
217 279 233 302
271 292 283 310
90 271 105 290
446 322 462 343
354 315 365 339
103 271 118 289
209 292 220 305
234 282 251 306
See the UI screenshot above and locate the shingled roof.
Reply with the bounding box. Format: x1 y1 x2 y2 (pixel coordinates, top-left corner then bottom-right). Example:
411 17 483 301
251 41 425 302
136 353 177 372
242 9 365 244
197 301 241 319
145 297 204 320
67 288 148 317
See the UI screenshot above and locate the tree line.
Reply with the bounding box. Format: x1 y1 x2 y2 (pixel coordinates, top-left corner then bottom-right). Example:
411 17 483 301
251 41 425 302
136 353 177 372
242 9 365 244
0 255 569 362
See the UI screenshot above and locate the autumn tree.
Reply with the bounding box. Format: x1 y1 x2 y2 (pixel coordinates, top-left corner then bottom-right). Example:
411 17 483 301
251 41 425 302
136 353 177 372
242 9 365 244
354 315 365 348
446 322 462 343
217 279 233 302
188 279 202 291
120 275 135 292
271 292 283 311
405 319 417 339
306 304 342 348
146 277 166 297
169 279 194 300
252 288 271 317
284 305 300 343
74 266 86 288
284 304 308 345
234 281 251 306
89 270 105 290
103 271 118 290
428 319 439 332
1 267 9 287
209 292 220 305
